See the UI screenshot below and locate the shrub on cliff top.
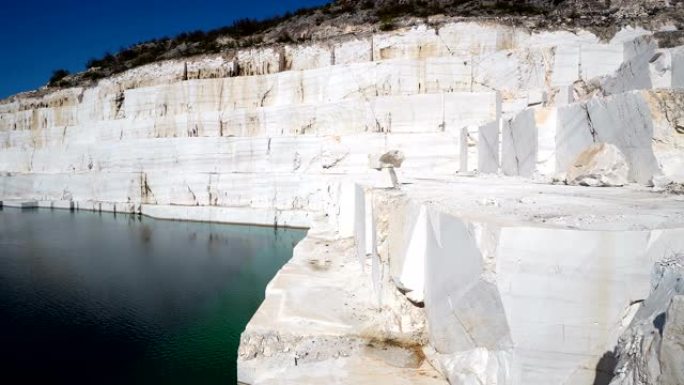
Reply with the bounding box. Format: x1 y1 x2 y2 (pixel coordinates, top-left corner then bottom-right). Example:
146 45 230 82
48 69 70 87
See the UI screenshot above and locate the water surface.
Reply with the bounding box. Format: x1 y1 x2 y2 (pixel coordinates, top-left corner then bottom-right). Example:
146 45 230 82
0 207 305 385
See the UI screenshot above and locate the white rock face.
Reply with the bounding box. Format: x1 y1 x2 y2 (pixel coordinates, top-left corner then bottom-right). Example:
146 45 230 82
478 121 500 174
610 257 684 385
3 19 684 385
567 143 629 186
502 109 537 177
382 180 684 385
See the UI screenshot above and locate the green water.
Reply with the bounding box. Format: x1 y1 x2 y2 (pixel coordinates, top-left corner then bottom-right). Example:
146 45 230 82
0 207 306 385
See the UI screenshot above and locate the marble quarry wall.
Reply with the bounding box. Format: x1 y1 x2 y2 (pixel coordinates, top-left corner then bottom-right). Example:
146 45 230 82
3 20 684 385
3 22 682 227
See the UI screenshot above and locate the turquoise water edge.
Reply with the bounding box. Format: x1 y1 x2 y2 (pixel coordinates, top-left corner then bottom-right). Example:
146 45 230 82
0 207 305 385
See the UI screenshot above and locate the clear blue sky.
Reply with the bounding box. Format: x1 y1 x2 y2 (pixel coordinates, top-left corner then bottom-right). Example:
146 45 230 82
0 0 330 98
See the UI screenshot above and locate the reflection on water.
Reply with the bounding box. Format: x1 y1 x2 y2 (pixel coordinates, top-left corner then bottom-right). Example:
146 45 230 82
0 208 305 385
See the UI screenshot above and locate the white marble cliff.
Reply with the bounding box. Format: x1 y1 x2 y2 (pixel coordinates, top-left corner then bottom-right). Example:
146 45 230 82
2 16 684 385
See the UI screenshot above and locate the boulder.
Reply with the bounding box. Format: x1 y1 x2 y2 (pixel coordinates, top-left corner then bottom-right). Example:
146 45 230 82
567 143 629 187
370 150 406 189
370 150 406 170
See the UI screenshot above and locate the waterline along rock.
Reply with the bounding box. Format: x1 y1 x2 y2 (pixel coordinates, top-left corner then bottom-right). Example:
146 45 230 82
3 10 684 385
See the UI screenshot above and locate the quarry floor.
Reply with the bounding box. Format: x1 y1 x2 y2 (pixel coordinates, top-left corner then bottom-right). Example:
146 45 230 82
400 175 684 231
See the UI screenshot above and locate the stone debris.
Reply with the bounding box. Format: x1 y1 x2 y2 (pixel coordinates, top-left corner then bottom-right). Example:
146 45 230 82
664 183 684 195
567 143 629 187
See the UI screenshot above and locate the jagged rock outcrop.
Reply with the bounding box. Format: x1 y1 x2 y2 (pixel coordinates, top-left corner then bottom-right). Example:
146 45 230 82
610 257 684 385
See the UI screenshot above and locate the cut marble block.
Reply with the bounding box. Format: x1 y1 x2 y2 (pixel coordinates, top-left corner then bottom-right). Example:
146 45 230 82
424 57 473 93
496 226 684 384
389 202 427 301
373 94 445 133
235 47 281 76
435 22 502 56
672 47 684 88
465 125 480 173
37 200 75 210
0 172 142 203
108 57 508 124
555 103 595 173
372 25 446 61
238 229 448 385
73 201 135 214
474 49 540 94
335 133 462 177
365 194 383 306
142 204 311 228
534 108 559 176
554 85 574 106
585 92 661 184
285 44 333 71
526 89 546 107
354 184 367 269
332 38 372 65
501 109 537 177
600 42 657 95
384 182 684 385
580 43 624 81
622 33 656 61
478 121 499 174
374 59 424 95
0 170 336 218
551 45 580 87
459 126 469 173
423 211 511 353
649 92 684 183
424 212 512 385
2 200 38 208
553 90 684 184
448 92 501 133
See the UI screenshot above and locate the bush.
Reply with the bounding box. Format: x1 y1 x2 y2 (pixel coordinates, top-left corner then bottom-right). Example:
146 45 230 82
360 0 374 10
48 69 70 87
489 1 545 15
82 71 105 82
276 31 296 43
377 2 416 19
379 16 395 31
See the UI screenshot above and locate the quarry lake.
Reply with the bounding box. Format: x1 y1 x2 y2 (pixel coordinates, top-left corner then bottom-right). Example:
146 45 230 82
0 207 305 385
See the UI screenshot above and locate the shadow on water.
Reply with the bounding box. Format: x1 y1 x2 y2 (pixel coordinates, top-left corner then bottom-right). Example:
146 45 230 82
593 351 617 385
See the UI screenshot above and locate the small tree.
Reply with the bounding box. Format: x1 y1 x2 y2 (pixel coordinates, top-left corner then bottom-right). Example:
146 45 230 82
48 69 70 87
